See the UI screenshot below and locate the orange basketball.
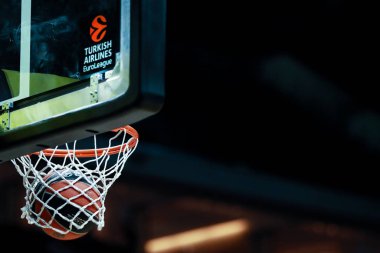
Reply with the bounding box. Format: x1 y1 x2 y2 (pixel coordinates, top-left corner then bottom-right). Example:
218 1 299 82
32 169 102 240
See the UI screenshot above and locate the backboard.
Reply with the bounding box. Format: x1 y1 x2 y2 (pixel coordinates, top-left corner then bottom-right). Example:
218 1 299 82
0 0 166 162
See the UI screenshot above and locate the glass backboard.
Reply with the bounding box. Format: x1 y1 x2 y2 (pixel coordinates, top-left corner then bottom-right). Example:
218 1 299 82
0 0 166 162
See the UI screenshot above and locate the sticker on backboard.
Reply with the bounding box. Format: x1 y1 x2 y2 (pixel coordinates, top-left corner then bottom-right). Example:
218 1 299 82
81 11 120 77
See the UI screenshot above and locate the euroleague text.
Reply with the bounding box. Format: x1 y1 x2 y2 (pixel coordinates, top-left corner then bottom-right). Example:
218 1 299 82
83 40 113 72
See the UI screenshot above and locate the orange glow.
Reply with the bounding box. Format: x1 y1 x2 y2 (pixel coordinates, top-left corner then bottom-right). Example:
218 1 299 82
145 219 251 253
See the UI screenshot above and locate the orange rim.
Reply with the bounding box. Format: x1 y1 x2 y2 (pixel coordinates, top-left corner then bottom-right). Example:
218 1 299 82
31 125 138 158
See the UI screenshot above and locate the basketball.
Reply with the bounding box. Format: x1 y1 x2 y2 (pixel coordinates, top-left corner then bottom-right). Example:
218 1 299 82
32 168 102 240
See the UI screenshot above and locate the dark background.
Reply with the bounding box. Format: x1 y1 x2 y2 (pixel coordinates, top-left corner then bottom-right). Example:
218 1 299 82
137 0 380 199
1 0 380 252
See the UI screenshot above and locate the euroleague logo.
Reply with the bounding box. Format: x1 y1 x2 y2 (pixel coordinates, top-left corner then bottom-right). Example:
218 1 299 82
90 15 107 43
84 15 114 73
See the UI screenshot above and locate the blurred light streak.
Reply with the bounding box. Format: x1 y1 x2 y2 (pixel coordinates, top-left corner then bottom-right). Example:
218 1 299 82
145 219 251 253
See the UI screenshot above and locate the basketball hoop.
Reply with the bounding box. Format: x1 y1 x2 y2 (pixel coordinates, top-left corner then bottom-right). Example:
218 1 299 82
12 125 138 239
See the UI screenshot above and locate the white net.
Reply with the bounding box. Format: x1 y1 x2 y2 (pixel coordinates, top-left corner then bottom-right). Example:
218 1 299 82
11 126 138 237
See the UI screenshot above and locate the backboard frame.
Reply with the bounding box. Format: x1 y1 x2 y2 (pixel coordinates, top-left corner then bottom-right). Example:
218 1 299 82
0 0 166 163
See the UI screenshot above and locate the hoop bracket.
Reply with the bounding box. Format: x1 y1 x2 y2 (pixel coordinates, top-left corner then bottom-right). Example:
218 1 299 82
90 73 101 103
0 102 13 131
